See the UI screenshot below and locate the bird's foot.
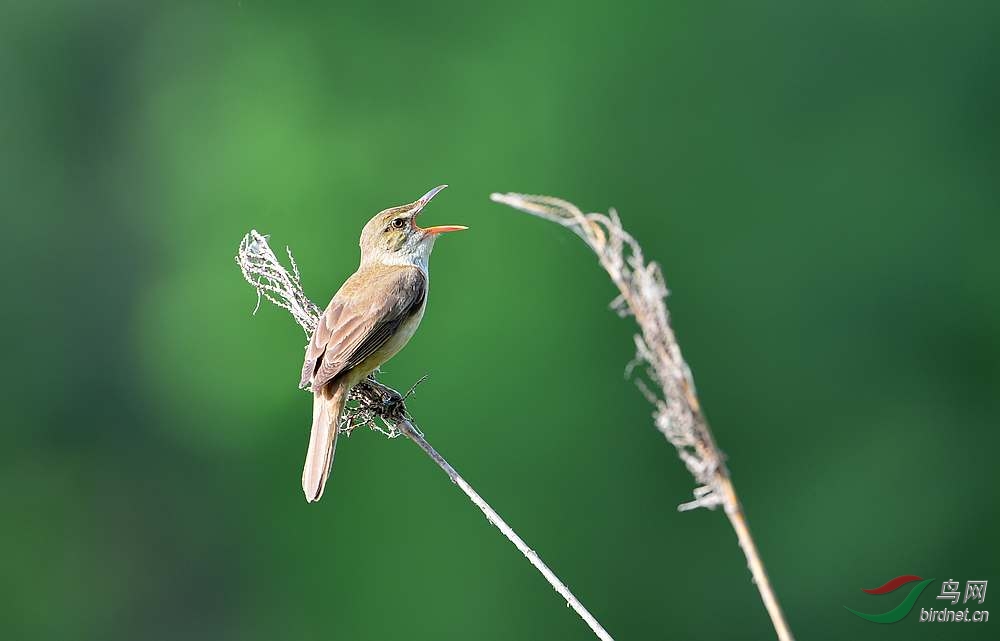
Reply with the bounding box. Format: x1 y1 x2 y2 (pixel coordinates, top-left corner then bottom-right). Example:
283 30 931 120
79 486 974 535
360 377 405 415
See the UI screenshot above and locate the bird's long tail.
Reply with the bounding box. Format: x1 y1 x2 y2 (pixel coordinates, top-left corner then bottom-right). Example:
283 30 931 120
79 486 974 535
302 383 347 503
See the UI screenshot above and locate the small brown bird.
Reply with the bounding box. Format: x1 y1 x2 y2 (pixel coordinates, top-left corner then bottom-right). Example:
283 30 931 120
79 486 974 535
299 185 466 502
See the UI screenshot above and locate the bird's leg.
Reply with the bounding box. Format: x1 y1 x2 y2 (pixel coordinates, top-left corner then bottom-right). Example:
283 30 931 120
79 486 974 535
354 374 429 437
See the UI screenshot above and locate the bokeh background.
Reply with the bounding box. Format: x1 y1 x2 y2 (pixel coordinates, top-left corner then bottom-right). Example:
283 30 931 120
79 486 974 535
2 1 998 640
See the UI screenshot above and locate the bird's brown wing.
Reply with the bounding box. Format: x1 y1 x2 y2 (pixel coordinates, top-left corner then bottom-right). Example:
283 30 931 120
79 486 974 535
300 265 426 390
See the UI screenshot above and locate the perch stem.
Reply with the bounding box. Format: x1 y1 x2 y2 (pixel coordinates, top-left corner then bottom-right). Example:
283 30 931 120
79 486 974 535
396 419 615 641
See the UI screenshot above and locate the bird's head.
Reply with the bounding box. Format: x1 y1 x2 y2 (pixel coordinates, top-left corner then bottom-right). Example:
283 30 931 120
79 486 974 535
358 185 466 269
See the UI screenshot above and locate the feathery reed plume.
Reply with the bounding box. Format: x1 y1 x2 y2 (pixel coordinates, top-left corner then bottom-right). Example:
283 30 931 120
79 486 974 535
490 193 794 641
235 229 615 641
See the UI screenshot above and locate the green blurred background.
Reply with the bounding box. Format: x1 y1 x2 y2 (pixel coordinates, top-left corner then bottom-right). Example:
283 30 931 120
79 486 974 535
2 1 998 639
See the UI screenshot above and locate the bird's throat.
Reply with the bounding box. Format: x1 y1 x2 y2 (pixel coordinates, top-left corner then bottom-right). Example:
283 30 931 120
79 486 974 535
367 241 433 272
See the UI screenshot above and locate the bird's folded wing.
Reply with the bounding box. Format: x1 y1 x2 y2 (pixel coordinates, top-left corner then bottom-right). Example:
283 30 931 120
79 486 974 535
300 266 426 389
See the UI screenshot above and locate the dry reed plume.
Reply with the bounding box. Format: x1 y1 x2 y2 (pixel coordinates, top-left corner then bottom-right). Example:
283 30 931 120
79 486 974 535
491 192 794 641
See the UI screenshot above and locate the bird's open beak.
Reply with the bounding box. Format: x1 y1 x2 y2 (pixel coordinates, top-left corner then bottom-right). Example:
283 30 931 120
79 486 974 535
413 184 468 235
423 224 468 235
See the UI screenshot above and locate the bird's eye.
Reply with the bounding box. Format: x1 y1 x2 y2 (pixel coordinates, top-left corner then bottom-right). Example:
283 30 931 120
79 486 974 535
391 218 406 230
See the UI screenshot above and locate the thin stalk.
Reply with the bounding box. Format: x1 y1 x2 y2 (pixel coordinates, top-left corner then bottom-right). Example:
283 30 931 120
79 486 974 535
396 418 615 641
719 476 792 641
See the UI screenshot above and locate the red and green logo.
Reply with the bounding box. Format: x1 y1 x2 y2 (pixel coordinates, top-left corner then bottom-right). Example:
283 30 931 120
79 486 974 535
845 575 935 623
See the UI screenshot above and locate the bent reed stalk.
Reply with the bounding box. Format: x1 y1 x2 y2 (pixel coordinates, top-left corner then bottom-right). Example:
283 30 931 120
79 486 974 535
491 192 794 641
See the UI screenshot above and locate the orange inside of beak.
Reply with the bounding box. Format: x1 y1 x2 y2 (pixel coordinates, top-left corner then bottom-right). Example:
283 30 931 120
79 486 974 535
421 225 468 235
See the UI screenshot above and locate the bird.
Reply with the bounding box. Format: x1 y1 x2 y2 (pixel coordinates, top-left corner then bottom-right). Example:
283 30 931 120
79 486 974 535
298 185 466 502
